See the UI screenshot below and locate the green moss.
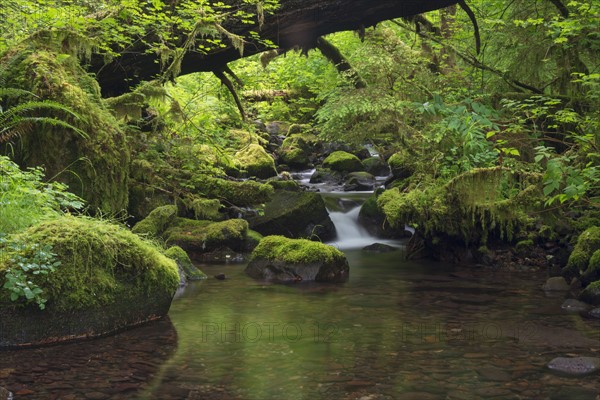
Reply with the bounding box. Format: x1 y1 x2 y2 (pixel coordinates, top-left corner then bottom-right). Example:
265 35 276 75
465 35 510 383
0 216 179 311
165 218 249 251
245 229 263 251
164 246 207 280
516 239 534 252
566 226 600 274
132 205 178 237
287 124 310 135
388 150 415 179
250 235 345 264
178 195 222 221
378 168 541 245
280 147 309 167
234 144 277 179
193 176 273 207
579 280 600 305
0 39 129 214
267 179 300 191
588 250 600 272
323 151 363 173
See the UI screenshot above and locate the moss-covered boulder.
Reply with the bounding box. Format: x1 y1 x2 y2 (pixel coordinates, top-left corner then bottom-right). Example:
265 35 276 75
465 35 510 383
343 171 376 192
245 236 349 282
0 216 179 347
164 246 207 281
579 280 600 305
165 218 251 254
248 190 336 241
363 156 390 176
234 144 277 179
388 150 415 180
358 192 407 238
309 167 344 186
267 178 301 191
563 226 600 280
132 205 178 237
0 34 129 214
322 151 363 173
279 147 310 169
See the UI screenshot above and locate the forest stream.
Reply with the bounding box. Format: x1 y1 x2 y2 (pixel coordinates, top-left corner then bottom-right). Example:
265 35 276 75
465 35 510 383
1 193 598 400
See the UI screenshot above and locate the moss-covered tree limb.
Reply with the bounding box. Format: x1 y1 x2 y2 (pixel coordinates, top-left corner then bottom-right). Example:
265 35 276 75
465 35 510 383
315 37 366 89
89 0 460 96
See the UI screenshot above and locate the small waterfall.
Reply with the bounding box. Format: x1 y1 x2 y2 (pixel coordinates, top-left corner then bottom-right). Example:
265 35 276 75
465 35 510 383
322 192 402 250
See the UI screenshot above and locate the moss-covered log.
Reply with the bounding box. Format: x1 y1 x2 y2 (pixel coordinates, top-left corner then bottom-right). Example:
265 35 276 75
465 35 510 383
89 0 460 96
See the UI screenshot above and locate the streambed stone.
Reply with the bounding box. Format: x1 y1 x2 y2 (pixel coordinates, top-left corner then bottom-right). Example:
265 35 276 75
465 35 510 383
547 356 600 376
542 276 570 291
362 243 398 253
245 236 349 283
561 299 591 313
0 387 12 400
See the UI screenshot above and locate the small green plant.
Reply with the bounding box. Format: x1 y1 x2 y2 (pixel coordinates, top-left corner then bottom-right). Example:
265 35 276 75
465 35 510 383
1 237 60 310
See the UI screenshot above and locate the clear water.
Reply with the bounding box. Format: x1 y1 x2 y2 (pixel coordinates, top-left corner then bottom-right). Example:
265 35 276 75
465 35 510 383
1 253 599 399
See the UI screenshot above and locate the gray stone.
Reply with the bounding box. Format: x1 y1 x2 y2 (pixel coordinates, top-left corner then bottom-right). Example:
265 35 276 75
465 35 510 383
542 276 570 291
0 387 12 400
561 299 591 313
547 356 600 376
589 307 600 319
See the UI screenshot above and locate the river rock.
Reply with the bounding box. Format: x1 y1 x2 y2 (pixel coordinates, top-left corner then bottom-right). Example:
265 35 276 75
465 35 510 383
579 280 600 305
248 190 336 241
245 236 349 283
542 276 570 291
362 156 390 176
561 299 591 313
547 356 600 376
362 243 398 253
343 172 376 191
589 307 600 319
0 387 12 400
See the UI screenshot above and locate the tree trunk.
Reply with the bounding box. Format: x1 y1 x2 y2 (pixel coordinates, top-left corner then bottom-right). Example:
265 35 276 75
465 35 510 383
89 0 459 96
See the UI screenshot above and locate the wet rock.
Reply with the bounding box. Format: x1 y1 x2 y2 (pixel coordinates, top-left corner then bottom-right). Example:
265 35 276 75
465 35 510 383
561 299 591 313
579 280 600 305
542 276 570 291
0 387 12 400
343 172 376 191
362 156 390 176
362 243 398 253
547 356 600 376
245 236 349 283
248 190 336 241
214 273 227 280
589 307 600 318
309 167 344 186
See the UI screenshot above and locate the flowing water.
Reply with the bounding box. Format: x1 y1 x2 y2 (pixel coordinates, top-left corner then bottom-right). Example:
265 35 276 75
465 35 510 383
0 194 599 400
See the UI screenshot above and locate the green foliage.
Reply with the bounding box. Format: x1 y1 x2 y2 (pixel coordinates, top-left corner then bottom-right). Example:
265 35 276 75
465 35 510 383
0 156 84 234
0 238 60 309
250 235 345 265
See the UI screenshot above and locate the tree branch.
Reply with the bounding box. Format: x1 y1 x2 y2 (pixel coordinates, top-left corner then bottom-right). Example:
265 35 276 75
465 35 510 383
214 68 246 120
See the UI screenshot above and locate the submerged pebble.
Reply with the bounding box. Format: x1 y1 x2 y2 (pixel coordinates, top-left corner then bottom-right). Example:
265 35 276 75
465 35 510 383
547 356 600 376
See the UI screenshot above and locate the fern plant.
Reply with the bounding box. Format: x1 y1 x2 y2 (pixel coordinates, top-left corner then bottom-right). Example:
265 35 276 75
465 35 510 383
0 86 87 144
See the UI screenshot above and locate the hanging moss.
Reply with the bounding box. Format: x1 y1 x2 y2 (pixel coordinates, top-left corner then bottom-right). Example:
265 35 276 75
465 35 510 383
0 34 129 214
378 167 542 245
0 216 179 312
